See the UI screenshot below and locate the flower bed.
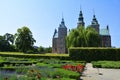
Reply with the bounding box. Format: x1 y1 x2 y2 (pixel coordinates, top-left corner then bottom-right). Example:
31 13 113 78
0 56 85 80
62 64 84 73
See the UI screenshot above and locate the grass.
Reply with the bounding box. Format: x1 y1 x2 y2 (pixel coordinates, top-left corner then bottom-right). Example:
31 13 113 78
92 61 120 69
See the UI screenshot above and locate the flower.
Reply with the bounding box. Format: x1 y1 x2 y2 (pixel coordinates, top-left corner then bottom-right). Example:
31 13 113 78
62 64 84 73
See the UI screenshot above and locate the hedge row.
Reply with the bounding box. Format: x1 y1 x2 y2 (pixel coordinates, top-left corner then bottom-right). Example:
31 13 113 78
69 47 120 61
0 53 70 60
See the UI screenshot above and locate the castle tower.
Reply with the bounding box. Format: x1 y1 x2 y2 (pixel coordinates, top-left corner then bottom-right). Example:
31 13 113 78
77 10 85 28
91 15 100 33
52 29 58 53
58 18 67 53
100 25 111 47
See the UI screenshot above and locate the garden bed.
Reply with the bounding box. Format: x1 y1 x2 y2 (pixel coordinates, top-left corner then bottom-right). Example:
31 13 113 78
0 56 85 80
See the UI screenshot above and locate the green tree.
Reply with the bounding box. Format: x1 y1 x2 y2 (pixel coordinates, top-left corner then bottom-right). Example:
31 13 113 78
0 33 16 51
44 47 52 53
0 35 10 51
66 26 101 48
15 26 36 53
86 26 101 47
3 33 14 44
38 46 52 53
38 46 45 53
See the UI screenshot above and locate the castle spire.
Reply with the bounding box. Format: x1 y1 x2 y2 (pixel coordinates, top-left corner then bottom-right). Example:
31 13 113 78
91 14 100 33
59 16 66 28
77 10 85 28
61 13 65 25
61 17 65 25
91 14 98 25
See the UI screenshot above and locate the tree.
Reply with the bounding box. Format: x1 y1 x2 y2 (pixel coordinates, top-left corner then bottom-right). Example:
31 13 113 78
15 26 36 53
86 26 101 47
44 46 52 53
0 33 16 51
38 46 52 53
38 46 45 53
0 35 10 51
3 33 14 44
66 26 101 48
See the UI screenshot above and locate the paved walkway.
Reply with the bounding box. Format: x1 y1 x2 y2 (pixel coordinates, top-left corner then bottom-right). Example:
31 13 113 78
80 63 120 80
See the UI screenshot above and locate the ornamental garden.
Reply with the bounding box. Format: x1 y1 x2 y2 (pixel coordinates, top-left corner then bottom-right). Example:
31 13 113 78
0 48 120 80
0 55 85 80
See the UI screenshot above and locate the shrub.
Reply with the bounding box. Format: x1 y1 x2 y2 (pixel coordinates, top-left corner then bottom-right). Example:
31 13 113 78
69 47 120 61
26 69 41 80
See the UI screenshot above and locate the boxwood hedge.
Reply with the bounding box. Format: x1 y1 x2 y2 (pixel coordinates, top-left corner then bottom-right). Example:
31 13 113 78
69 47 120 61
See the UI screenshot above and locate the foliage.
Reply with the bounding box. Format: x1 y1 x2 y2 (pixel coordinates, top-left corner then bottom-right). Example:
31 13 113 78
0 75 17 80
51 68 80 79
86 26 101 47
0 56 86 80
26 69 41 80
92 61 120 69
0 56 4 62
52 78 76 80
0 33 17 52
66 26 101 48
3 33 14 45
15 26 36 53
38 46 45 53
0 52 69 60
69 47 120 61
16 65 29 74
38 46 52 53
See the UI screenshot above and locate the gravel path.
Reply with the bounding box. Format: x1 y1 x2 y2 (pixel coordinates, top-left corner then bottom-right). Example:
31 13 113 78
80 63 120 80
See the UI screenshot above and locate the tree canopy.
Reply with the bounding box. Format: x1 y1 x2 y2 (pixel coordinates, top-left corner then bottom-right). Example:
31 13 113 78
15 26 36 53
66 26 101 48
0 33 15 51
3 33 14 45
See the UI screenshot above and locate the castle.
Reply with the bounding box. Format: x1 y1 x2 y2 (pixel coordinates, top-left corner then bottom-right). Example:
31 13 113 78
52 10 111 53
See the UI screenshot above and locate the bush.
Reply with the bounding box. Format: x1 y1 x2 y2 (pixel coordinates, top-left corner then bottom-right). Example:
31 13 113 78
69 47 120 61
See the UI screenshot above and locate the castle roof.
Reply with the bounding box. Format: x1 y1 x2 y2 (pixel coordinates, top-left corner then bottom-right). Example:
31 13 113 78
59 18 67 28
53 32 58 38
100 28 110 36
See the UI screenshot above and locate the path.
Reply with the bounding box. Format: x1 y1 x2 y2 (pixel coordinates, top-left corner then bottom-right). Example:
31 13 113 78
80 63 120 80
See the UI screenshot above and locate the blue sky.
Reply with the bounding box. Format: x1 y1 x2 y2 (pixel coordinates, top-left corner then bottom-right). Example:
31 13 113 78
0 0 119 47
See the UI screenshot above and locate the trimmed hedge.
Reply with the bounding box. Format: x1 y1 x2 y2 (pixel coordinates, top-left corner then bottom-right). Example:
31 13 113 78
69 47 120 61
0 53 70 60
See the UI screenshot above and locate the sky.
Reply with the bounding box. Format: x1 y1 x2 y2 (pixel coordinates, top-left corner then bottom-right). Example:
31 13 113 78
0 0 120 47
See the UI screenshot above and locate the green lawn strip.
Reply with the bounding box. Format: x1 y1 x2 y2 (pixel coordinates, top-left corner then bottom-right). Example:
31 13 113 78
92 61 120 69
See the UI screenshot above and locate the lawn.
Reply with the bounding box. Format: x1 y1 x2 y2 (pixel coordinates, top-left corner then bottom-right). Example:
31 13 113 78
92 61 120 69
